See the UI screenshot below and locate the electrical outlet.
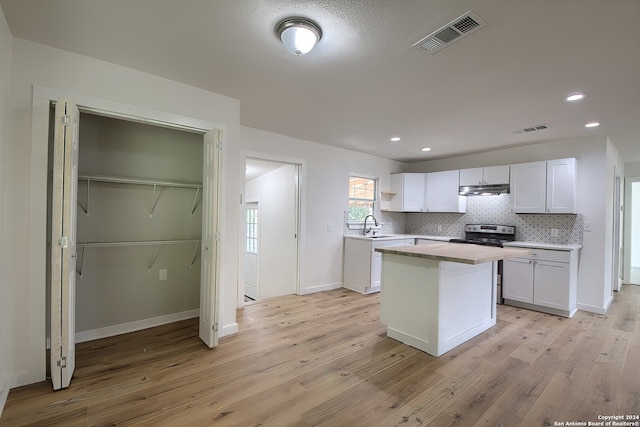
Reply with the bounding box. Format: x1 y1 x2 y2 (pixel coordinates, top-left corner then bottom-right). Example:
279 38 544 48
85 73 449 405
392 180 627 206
550 228 559 237
159 269 168 281
327 223 333 233
438 225 443 232
584 222 592 232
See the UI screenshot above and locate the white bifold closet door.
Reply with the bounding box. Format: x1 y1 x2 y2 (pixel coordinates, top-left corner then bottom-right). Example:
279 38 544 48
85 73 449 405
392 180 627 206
199 128 222 348
49 100 221 388
50 98 79 390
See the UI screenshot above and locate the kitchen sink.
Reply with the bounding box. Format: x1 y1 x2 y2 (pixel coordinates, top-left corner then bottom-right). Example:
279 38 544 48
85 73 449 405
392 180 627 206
368 235 394 238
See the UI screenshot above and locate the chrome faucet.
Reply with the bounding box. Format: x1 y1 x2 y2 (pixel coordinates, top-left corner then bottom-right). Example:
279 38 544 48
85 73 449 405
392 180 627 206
363 214 379 236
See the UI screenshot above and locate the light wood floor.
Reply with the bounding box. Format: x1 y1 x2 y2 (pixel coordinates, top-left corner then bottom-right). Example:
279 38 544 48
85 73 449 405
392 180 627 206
2 286 639 426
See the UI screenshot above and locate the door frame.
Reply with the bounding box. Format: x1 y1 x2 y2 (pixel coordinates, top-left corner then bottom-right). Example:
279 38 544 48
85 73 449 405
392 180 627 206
612 173 623 292
30 86 225 385
242 201 260 302
624 176 640 284
238 151 305 308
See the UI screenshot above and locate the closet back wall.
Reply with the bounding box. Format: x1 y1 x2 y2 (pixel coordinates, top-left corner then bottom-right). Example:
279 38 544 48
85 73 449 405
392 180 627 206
73 113 203 338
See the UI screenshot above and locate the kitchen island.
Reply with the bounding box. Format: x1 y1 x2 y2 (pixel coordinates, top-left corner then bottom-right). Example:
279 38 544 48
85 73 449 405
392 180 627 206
376 242 529 357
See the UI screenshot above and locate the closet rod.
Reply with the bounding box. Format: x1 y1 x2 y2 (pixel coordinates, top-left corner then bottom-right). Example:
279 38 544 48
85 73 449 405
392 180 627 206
78 175 202 189
76 239 202 276
77 239 201 248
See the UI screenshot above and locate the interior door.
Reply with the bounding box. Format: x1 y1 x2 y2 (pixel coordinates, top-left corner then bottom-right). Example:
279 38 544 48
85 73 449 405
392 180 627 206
243 202 259 301
199 129 222 348
50 99 79 390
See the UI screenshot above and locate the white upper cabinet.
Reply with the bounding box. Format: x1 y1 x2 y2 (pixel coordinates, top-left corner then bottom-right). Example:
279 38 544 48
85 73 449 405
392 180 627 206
459 165 510 186
510 158 576 214
425 170 466 213
389 173 425 212
546 158 577 214
510 161 547 213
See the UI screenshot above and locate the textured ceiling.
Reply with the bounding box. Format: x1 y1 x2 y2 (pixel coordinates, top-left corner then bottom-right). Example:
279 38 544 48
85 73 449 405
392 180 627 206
2 0 640 163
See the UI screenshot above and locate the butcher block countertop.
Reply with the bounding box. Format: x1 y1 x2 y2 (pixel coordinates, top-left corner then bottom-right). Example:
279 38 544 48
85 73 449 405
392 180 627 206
375 242 530 265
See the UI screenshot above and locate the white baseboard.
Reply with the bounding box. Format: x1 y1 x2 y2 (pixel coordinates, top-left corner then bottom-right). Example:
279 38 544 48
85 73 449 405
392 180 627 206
299 282 343 295
576 302 608 315
221 323 238 338
75 309 199 343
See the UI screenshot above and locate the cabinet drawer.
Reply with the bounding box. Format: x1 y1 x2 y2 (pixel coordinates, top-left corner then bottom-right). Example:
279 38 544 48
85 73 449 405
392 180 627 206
510 248 570 263
372 239 415 250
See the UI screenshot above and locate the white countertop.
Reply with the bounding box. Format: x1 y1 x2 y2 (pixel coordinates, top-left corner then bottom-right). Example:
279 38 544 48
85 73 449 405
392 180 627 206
344 234 457 242
503 241 582 251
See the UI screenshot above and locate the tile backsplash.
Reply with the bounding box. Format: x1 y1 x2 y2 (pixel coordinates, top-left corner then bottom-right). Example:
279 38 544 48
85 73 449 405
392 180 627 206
345 194 583 244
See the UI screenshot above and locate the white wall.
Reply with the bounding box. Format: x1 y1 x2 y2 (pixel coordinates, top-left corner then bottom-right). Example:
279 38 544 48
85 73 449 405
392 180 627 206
6 38 240 388
625 161 640 177
245 164 297 300
407 135 619 313
0 5 13 414
239 126 405 295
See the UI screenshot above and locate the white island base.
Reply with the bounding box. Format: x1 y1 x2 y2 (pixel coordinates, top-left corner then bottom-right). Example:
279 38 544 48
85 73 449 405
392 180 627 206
380 254 497 357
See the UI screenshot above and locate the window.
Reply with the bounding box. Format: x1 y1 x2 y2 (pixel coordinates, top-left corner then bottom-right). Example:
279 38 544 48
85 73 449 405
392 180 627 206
246 206 259 254
348 176 377 221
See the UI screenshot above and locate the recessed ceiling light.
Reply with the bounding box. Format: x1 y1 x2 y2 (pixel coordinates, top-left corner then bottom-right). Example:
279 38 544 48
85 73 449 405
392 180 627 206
566 93 586 102
585 122 600 128
421 147 432 152
390 137 401 142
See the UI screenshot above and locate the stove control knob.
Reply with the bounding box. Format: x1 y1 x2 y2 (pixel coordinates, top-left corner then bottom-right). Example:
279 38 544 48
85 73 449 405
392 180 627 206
501 227 507 232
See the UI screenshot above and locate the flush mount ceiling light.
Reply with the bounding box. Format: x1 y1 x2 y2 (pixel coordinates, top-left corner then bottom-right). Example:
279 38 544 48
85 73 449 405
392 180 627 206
421 147 432 152
585 122 600 128
276 17 322 56
390 137 401 142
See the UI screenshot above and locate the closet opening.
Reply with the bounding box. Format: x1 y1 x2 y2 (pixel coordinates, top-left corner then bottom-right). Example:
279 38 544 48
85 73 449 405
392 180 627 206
45 99 221 390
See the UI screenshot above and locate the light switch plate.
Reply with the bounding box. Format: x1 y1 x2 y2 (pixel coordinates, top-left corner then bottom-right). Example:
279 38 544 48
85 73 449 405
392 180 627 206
551 228 559 237
159 269 168 281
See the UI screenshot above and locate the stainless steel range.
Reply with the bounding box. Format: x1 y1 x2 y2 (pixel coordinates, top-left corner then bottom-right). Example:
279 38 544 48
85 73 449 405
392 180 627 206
450 224 516 303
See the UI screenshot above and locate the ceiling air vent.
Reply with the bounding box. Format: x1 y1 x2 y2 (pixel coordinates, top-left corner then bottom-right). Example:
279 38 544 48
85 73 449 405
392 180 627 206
512 124 551 134
413 11 487 54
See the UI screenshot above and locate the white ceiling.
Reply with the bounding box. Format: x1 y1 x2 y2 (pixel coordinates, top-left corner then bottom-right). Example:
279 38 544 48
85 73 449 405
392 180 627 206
2 0 640 163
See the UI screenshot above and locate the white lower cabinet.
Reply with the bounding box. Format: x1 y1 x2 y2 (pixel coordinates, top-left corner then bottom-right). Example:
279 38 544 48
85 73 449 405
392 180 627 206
503 247 578 317
343 237 415 294
416 239 445 245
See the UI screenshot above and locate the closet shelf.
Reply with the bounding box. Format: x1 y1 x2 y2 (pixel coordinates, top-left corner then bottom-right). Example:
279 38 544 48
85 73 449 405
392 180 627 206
78 175 202 189
77 239 201 247
77 175 203 218
76 239 202 276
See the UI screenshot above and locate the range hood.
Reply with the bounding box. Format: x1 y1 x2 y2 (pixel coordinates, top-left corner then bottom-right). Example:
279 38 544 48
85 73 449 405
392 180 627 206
459 184 510 196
